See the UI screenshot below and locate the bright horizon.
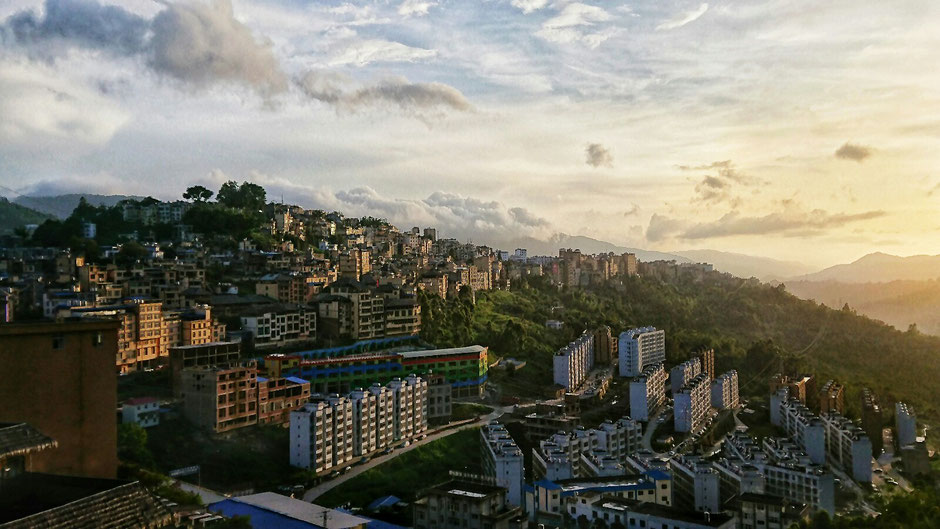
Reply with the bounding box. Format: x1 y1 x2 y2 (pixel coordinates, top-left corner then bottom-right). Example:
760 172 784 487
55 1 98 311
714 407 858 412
1 0 938 269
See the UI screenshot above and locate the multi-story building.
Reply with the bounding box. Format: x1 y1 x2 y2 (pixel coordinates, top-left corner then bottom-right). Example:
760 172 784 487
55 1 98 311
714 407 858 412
338 248 371 280
179 361 259 433
593 326 616 365
710 370 740 410
895 402 917 447
860 388 883 455
240 305 316 348
383 298 421 337
697 348 715 380
369 383 396 452
720 431 835 515
0 320 120 478
481 423 525 507
671 358 702 394
169 341 241 396
675 373 711 434
388 374 428 441
553 332 594 390
255 272 313 305
770 389 828 465
320 278 385 340
526 471 671 528
739 492 810 529
629 363 667 421
426 372 453 422
768 374 815 405
668 456 721 513
532 419 642 480
257 376 311 426
413 477 523 529
289 400 341 473
66 298 168 373
818 380 845 415
619 327 665 377
122 397 160 428
349 387 377 456
567 497 736 529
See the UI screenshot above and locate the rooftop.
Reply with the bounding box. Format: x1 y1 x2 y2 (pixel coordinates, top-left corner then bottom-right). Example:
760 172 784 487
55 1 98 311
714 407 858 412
0 422 57 459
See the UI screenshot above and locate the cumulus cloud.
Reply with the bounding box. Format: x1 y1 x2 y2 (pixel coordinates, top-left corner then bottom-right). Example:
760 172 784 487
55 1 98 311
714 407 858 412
1 0 287 97
585 143 613 168
398 0 437 17
646 208 886 241
509 206 550 227
149 0 287 96
510 0 549 14
536 3 614 48
656 3 709 31
297 71 472 120
834 142 873 162
679 159 758 205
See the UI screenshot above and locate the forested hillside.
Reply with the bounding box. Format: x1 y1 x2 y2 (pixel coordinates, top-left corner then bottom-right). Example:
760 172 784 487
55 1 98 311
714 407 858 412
420 272 940 426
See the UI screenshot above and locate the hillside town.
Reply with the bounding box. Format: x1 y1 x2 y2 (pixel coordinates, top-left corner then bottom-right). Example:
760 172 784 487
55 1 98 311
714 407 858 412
0 188 933 529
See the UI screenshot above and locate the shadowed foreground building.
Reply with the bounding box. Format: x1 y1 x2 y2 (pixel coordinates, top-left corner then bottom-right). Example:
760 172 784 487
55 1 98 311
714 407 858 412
0 320 119 478
413 475 524 529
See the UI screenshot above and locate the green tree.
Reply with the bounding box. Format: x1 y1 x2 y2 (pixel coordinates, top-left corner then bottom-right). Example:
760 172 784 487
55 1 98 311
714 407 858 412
117 241 148 264
117 423 154 468
217 181 266 211
183 185 214 202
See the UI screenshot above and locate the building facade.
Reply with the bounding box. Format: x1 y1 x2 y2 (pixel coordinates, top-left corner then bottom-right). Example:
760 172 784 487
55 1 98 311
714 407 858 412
618 327 665 377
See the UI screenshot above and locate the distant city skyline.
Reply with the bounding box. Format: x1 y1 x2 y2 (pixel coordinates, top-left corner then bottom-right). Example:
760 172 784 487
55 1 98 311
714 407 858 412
1 0 938 268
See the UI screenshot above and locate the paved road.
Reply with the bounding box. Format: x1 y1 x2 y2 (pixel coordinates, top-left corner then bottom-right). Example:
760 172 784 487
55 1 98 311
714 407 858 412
641 407 672 455
303 406 509 502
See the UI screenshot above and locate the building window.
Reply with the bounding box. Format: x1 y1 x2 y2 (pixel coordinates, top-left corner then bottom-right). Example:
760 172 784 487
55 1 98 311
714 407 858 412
52 335 65 349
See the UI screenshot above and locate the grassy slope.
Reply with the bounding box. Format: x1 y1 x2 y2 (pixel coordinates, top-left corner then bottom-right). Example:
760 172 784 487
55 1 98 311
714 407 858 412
0 198 52 233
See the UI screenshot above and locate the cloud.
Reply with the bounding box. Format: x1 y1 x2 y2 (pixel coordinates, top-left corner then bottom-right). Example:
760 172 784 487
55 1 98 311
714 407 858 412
834 142 873 162
646 208 886 241
2 0 287 97
510 0 549 14
398 0 437 17
297 71 472 119
585 143 613 168
624 203 640 217
536 3 614 48
656 3 708 31
328 39 437 67
509 206 550 227
679 159 758 205
149 0 287 96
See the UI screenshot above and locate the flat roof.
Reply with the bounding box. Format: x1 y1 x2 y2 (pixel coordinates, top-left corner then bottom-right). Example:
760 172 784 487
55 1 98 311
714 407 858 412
210 493 369 529
399 345 486 359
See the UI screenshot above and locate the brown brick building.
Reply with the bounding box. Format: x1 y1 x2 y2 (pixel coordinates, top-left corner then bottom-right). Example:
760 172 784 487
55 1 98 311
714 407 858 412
180 362 259 433
0 320 119 478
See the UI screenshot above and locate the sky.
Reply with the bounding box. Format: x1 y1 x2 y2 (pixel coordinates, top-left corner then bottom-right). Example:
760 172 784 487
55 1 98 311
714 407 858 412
1 0 938 268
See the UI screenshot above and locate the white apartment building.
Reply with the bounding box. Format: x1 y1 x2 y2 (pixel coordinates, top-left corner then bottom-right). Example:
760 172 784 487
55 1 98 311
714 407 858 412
552 332 595 390
720 431 835 515
369 383 396 451
532 418 642 481
671 358 701 395
771 389 827 465
122 397 160 428
481 422 525 506
568 498 736 529
629 363 667 421
349 387 377 456
710 370 740 410
387 374 428 442
290 401 337 473
325 394 354 469
674 373 711 434
618 327 666 377
896 402 917 447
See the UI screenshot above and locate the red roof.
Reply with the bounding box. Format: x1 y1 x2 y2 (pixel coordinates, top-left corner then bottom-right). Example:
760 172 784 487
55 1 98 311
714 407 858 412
124 397 158 406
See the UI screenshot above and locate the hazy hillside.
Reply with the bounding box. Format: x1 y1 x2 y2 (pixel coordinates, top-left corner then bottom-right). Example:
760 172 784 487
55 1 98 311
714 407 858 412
786 279 940 336
0 198 53 233
13 194 144 219
792 252 940 283
498 233 689 262
674 249 816 280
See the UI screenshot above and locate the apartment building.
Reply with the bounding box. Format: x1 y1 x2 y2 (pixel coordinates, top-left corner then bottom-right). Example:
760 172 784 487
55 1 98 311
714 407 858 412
675 373 711 434
532 419 642 481
66 298 167 374
710 370 740 410
368 383 396 452
255 272 314 305
668 456 721 513
413 477 523 529
122 397 160 428
619 327 665 377
567 498 735 529
481 422 525 506
289 401 339 473
860 388 883 455
671 358 702 394
349 387 378 456
720 431 835 515
180 361 259 433
169 341 241 396
768 374 815 405
818 380 845 415
739 492 810 529
593 326 616 365
629 363 667 421
321 278 385 340
388 374 428 441
257 376 311 426
895 402 917 447
553 332 595 390
384 298 421 337
697 348 716 380
338 248 371 280
240 305 316 348
426 373 453 421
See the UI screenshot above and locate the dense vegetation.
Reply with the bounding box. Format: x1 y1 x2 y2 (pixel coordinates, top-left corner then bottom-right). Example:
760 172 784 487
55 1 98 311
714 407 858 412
423 273 940 426
0 197 52 233
798 485 940 528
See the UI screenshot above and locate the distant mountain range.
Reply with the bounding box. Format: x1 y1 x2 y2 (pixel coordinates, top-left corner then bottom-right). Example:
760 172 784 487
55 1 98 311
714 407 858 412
789 252 940 283
12 194 142 220
672 249 816 280
498 233 692 263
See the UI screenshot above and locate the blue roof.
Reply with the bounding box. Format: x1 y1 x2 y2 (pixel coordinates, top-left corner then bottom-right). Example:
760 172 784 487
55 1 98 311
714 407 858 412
367 495 401 510
534 479 563 491
286 376 310 385
257 376 268 383
645 469 671 481
336 509 407 529
208 500 316 529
